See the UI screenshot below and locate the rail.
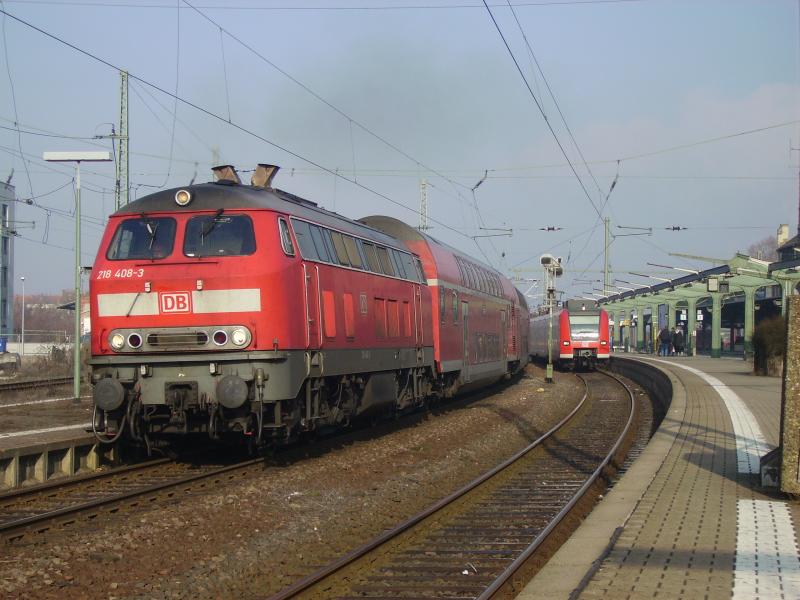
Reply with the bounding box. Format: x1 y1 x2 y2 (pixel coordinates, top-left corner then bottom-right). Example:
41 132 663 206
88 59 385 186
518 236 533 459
0 455 264 544
266 370 636 599
0 376 73 394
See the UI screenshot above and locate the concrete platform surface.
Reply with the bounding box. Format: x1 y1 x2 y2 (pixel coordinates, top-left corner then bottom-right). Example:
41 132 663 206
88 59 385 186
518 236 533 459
520 356 800 600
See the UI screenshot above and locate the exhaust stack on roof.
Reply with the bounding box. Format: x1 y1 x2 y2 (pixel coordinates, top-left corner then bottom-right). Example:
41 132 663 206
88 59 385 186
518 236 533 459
212 165 241 185
251 164 279 188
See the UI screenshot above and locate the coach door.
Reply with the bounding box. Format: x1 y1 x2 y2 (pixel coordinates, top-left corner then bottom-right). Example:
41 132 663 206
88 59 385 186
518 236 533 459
414 285 424 348
303 263 323 349
462 301 470 383
501 308 508 360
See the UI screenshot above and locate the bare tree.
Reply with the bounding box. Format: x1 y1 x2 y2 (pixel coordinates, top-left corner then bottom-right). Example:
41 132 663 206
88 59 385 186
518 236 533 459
747 235 778 261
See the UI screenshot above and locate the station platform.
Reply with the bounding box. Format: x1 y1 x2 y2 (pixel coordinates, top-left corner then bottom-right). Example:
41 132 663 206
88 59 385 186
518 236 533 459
521 355 800 600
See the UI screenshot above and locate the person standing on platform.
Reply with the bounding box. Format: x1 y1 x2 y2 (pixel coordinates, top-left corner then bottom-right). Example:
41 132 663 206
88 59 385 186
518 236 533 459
659 326 671 356
673 327 685 356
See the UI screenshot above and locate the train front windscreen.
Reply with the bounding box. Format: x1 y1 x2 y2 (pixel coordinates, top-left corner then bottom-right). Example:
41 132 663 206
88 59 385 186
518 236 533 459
569 314 600 340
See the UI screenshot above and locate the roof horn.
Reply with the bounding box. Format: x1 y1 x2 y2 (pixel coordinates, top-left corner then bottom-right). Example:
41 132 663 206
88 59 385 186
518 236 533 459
211 164 241 185
251 164 280 188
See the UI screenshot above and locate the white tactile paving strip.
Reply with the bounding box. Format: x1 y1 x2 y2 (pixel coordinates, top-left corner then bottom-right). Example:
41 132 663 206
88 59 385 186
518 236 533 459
734 500 800 600
654 361 771 475
653 359 800 600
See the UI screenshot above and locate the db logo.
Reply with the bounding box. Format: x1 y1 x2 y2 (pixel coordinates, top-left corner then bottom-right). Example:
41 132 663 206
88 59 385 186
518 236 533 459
159 292 191 314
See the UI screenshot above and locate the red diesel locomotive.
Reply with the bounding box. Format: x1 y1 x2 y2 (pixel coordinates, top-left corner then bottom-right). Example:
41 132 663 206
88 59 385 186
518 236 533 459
89 165 528 449
528 299 610 370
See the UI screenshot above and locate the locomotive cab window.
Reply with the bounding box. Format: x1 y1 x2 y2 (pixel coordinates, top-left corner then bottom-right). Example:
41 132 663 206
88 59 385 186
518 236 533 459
184 214 255 257
278 217 295 256
107 217 177 260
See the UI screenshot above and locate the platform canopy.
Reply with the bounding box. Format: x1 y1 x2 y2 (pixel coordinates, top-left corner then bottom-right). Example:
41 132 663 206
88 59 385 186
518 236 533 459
596 253 796 357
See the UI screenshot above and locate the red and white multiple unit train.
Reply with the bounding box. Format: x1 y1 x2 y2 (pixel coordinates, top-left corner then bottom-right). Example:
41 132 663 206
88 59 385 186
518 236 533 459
528 300 610 370
89 165 528 448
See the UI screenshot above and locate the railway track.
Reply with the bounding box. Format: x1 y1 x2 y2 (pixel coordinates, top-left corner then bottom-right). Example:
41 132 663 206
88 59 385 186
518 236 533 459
267 370 636 600
0 372 533 546
0 376 72 394
0 454 265 544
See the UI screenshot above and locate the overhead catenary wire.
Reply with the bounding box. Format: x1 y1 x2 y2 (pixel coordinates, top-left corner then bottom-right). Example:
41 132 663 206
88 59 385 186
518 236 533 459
1 0 35 198
0 7 481 244
1 0 652 11
481 1 604 221
178 0 481 207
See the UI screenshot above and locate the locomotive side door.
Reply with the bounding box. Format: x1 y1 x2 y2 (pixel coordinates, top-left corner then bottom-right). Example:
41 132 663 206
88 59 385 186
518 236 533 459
461 301 470 383
303 263 323 349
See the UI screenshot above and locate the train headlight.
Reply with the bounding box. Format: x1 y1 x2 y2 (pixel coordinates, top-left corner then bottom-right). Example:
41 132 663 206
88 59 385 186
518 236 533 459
110 333 125 350
127 333 143 349
212 330 228 346
562 340 570 346
600 340 607 345
174 189 192 206
231 328 248 346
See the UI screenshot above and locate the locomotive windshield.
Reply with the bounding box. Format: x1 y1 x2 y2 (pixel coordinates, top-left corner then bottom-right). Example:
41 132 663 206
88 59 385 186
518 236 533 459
106 217 177 260
184 214 256 257
569 314 600 340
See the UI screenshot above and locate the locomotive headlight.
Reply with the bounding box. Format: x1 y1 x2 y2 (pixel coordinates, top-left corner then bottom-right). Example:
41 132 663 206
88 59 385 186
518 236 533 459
110 333 125 350
231 328 248 346
127 333 143 349
562 340 570 346
174 189 192 206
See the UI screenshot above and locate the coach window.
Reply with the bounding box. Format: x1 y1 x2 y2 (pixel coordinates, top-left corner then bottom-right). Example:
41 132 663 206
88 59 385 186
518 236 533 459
479 269 488 293
467 264 477 290
400 253 417 283
390 249 407 279
108 216 177 260
308 225 331 263
290 219 318 260
456 259 466 286
329 231 350 266
415 258 426 283
361 241 381 273
278 218 295 256
376 246 395 276
453 289 459 323
440 288 446 324
342 235 363 269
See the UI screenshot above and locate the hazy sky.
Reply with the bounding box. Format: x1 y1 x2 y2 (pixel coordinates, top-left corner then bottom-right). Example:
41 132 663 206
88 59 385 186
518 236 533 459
1 0 798 302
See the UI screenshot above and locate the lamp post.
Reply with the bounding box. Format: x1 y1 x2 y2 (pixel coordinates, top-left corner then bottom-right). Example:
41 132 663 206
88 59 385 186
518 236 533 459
19 276 24 356
541 254 563 384
43 151 112 402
